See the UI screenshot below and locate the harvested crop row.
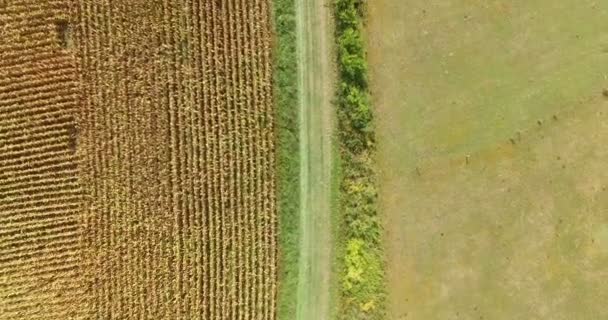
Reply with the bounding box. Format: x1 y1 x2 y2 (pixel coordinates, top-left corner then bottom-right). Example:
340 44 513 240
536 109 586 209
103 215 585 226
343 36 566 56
0 1 87 319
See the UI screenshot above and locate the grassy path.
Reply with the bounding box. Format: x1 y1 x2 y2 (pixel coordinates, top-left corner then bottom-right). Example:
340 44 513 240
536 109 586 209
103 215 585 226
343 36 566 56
295 0 334 319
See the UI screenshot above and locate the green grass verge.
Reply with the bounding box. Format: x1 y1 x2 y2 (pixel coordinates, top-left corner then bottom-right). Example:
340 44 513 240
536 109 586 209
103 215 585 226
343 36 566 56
334 0 386 319
272 0 300 319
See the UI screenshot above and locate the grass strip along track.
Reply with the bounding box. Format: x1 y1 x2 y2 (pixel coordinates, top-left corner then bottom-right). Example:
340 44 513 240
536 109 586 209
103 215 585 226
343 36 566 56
272 0 301 319
334 0 386 319
1 1 278 319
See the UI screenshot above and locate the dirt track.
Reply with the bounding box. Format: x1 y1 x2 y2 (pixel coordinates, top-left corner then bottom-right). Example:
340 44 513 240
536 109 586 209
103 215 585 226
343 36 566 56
0 1 277 319
295 0 335 319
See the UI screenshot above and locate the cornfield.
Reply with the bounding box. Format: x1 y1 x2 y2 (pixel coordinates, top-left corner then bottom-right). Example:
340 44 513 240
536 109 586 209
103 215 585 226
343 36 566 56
0 1 277 319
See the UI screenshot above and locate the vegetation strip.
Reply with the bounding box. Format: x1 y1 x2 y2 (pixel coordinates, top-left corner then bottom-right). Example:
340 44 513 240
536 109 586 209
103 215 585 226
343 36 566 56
334 0 386 319
273 0 301 319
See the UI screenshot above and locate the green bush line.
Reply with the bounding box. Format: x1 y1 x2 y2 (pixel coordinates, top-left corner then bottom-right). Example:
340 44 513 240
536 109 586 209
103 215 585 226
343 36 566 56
334 0 386 319
272 0 300 319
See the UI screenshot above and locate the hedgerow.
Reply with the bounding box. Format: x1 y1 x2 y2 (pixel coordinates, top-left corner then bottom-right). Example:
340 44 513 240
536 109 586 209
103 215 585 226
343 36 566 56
334 0 386 319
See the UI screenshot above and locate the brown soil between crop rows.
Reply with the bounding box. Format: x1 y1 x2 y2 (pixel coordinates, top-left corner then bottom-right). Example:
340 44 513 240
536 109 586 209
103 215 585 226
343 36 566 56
0 1 277 319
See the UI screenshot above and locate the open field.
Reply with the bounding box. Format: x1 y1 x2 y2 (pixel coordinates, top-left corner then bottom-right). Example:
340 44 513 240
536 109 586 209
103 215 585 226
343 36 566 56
368 1 608 319
1 1 277 319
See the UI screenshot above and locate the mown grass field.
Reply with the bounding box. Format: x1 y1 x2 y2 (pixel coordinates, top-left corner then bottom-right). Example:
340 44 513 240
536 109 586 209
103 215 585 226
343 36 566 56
368 1 608 319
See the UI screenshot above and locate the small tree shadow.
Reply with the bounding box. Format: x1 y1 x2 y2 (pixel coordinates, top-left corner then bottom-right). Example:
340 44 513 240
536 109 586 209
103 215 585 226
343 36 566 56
67 123 79 154
55 20 72 49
